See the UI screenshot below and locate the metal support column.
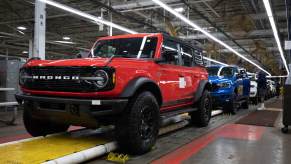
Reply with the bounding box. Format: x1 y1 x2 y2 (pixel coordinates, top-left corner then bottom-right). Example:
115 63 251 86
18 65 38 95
5 49 8 60
33 0 46 59
29 39 33 58
286 0 291 63
108 0 112 36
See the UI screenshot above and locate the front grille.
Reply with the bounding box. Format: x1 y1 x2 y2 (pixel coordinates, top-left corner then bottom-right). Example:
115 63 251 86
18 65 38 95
22 66 114 92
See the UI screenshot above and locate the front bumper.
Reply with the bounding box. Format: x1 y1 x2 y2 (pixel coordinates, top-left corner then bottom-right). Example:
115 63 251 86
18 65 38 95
15 94 128 128
211 88 233 107
211 93 232 107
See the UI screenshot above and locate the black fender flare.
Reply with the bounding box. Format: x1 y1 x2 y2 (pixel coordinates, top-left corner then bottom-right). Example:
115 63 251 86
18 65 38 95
119 77 162 105
194 80 212 102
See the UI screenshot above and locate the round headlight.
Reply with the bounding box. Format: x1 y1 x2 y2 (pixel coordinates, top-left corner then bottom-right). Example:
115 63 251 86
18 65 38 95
217 82 231 88
19 69 28 85
94 70 109 88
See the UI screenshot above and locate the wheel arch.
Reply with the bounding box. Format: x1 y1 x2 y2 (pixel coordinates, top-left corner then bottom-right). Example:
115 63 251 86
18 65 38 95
194 80 212 102
120 77 162 106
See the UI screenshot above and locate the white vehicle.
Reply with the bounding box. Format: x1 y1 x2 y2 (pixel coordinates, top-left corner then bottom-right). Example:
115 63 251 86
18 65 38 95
248 73 259 104
267 80 276 98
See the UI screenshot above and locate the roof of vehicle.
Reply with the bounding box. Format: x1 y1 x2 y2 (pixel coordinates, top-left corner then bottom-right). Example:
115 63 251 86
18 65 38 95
97 33 162 40
207 65 222 68
96 33 202 51
207 65 246 70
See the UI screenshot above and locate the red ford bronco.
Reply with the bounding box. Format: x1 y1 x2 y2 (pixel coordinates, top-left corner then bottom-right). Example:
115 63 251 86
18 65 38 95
16 33 212 154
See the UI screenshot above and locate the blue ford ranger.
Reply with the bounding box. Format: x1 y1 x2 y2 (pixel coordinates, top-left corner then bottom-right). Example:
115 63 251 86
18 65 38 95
207 65 250 114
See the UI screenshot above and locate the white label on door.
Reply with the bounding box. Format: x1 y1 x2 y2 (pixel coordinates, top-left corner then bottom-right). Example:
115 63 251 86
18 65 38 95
179 77 186 88
92 100 101 105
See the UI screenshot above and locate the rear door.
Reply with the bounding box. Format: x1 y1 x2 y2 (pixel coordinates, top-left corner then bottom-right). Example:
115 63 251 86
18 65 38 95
158 39 183 108
179 44 200 101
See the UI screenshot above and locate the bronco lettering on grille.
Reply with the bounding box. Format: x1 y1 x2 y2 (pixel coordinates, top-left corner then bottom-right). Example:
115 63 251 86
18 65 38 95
32 76 80 80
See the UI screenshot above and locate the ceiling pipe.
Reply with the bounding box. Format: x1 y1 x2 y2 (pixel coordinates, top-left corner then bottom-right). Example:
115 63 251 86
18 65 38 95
89 0 164 33
152 0 271 75
179 0 274 75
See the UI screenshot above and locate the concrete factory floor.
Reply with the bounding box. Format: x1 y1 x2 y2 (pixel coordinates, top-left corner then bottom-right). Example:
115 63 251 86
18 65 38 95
0 97 288 164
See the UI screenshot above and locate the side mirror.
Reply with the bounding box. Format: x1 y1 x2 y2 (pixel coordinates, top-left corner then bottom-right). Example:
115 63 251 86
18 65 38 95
76 53 82 58
235 73 242 79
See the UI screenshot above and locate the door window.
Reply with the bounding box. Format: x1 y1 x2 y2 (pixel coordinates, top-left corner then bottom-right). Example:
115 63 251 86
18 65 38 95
181 45 193 67
162 40 180 65
220 67 234 77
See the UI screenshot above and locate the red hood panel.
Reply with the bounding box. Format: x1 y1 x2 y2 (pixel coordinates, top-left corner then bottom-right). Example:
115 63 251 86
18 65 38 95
25 58 108 67
24 58 153 68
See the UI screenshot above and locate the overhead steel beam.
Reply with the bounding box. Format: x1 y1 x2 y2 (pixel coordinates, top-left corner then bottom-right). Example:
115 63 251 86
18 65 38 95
111 0 214 11
88 0 162 32
179 0 274 74
202 1 221 17
182 29 288 39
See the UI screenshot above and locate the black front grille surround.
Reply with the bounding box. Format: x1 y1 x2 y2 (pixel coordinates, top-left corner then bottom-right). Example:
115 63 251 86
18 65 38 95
20 66 115 92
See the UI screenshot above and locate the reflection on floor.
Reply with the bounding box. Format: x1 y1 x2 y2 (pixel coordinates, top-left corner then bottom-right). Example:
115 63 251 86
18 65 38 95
0 97 288 164
152 97 289 164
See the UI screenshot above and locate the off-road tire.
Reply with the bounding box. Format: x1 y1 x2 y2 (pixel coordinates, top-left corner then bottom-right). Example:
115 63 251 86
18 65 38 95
224 94 237 115
281 126 289 133
23 107 69 137
190 90 212 127
242 98 249 109
253 97 258 105
115 91 160 155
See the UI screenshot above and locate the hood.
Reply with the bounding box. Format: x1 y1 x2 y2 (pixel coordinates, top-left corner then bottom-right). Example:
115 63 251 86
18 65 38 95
25 58 108 67
208 75 232 84
24 58 153 68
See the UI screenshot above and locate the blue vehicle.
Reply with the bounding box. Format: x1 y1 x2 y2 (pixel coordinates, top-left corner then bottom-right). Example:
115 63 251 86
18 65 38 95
206 65 251 114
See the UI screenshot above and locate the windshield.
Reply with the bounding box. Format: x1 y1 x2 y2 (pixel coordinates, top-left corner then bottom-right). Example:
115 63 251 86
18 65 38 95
220 67 234 77
206 67 220 76
90 37 158 58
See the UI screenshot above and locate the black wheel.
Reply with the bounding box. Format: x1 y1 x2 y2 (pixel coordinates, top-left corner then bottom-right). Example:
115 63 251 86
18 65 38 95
254 97 258 105
281 126 289 134
190 90 212 127
224 94 237 115
242 98 249 109
115 91 160 155
23 107 69 137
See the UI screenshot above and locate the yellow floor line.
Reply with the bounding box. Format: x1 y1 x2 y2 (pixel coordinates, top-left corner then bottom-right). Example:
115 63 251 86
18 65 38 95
0 132 110 164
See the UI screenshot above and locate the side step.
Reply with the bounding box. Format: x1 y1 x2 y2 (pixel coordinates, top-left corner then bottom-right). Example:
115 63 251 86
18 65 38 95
160 107 198 119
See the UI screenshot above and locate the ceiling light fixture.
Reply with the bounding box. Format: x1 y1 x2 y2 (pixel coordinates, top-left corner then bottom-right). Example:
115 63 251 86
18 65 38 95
22 51 28 54
17 26 27 30
203 56 229 66
267 75 288 78
174 7 184 13
62 36 71 40
151 0 271 76
39 0 137 34
54 41 75 44
262 0 289 75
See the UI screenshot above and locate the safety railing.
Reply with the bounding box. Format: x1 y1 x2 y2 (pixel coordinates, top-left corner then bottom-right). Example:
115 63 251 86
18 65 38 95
0 88 18 125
